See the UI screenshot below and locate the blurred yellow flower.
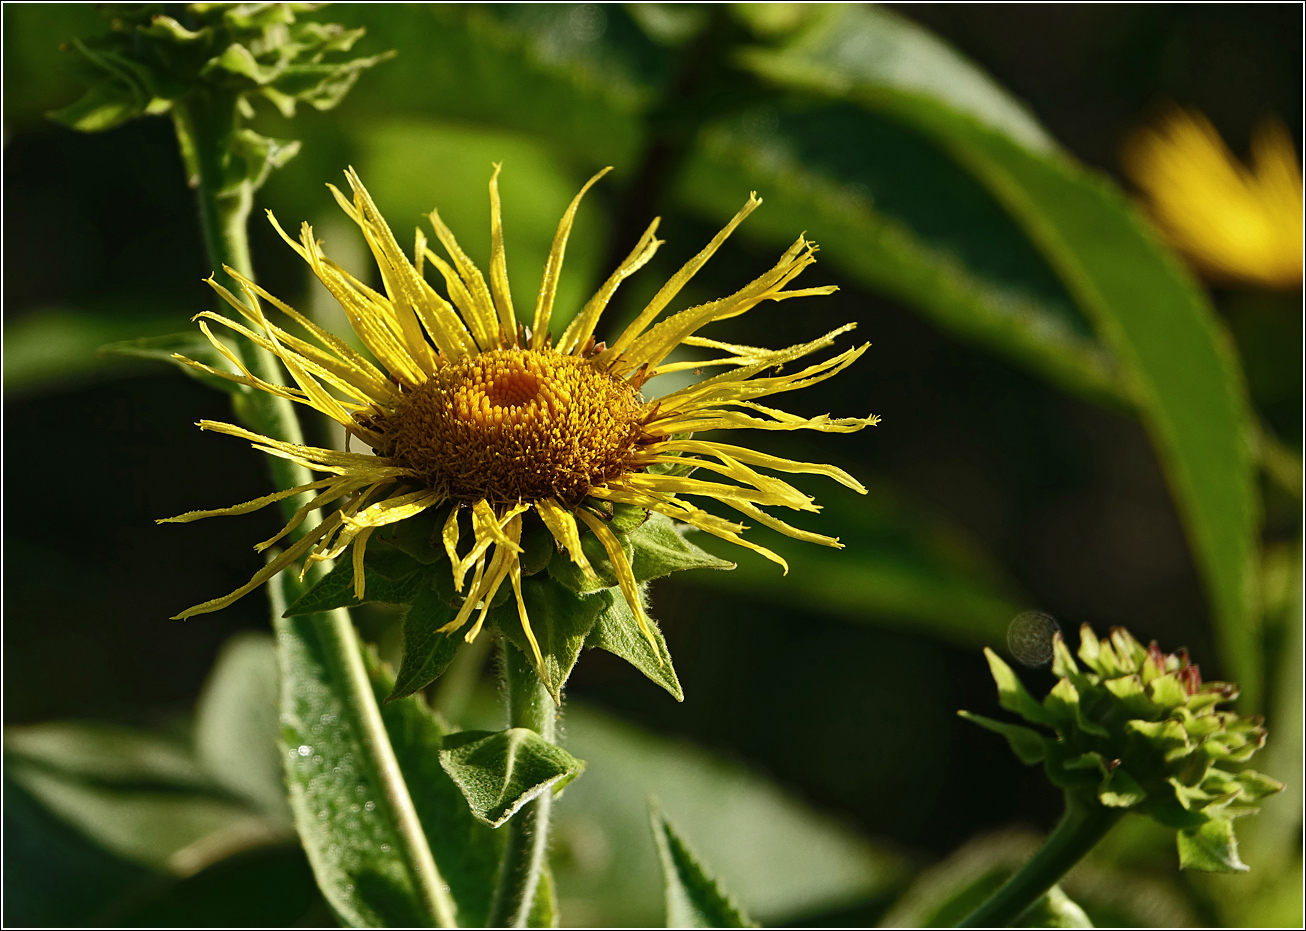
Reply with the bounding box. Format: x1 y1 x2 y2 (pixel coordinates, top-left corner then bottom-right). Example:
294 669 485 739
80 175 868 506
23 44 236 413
164 167 877 666
1123 109 1303 289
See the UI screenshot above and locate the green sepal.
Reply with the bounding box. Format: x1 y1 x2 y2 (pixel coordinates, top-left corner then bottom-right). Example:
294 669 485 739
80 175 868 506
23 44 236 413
386 586 461 703
1231 769 1286 802
982 648 1055 726
491 578 607 705
1042 678 1109 738
1048 634 1081 680
1176 818 1249 873
382 509 451 566
518 517 556 576
1097 766 1147 809
957 711 1048 765
611 502 650 534
437 728 585 828
48 81 147 132
1101 674 1155 720
649 800 756 928
224 128 300 194
282 545 426 616
1145 674 1189 712
1124 718 1192 762
586 588 683 701
630 512 735 582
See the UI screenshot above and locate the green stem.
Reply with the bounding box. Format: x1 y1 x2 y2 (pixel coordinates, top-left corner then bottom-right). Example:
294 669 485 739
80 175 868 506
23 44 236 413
488 640 558 927
173 90 456 927
174 89 312 514
958 794 1121 927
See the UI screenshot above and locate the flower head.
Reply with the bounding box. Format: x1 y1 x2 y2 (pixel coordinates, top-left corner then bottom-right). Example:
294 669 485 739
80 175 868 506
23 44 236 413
166 166 876 676
963 624 1283 873
1123 108 1303 289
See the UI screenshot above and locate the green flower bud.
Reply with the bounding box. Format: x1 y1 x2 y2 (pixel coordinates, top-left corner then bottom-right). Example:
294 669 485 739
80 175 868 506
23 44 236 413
962 624 1284 873
52 3 392 132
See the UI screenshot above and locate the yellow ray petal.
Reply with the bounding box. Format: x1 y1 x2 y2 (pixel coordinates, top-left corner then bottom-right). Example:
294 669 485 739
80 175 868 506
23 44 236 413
440 558 487 635
611 236 820 374
425 213 500 349
721 499 841 548
157 478 336 524
606 193 762 357
172 516 337 619
423 244 495 351
254 479 373 554
557 217 662 355
487 164 518 344
351 526 377 600
443 504 463 567
532 167 612 349
507 548 545 670
535 497 597 580
411 226 477 359
651 439 867 493
574 508 659 656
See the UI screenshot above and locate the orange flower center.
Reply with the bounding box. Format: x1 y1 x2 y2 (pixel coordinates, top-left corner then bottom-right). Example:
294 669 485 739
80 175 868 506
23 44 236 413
387 348 645 505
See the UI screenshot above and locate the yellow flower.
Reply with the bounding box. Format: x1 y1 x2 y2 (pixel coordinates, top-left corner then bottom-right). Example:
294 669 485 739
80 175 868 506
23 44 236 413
165 166 877 666
1123 108 1303 289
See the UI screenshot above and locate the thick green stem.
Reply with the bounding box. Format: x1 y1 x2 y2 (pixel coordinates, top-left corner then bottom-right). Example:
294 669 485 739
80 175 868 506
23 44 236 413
958 794 1121 927
174 89 312 513
488 641 558 927
173 91 456 926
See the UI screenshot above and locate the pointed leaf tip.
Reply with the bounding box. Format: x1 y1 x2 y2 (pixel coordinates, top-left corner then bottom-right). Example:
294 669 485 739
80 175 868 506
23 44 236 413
649 801 756 928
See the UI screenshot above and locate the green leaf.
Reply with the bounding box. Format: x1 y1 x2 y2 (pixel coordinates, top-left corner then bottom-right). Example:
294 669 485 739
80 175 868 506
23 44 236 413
1177 818 1249 873
438 728 586 828
528 864 560 928
492 577 608 704
737 2 1259 710
649 801 757 928
1016 884 1093 928
630 512 735 581
271 573 448 927
4 721 210 791
508 702 904 925
4 755 271 876
282 545 426 616
688 482 1025 648
387 586 462 703
103 843 327 928
366 651 502 927
983 648 1055 727
585 588 683 701
2 309 216 395
193 632 290 823
957 711 1048 765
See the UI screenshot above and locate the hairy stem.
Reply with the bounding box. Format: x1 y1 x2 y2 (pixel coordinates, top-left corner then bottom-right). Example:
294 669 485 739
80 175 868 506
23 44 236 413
174 89 312 514
958 793 1120 927
488 641 558 927
174 90 456 927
